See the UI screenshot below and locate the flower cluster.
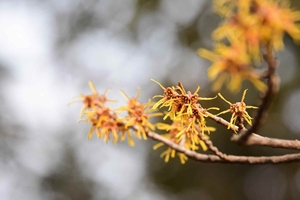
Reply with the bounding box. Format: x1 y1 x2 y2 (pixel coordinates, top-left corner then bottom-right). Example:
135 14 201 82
214 0 300 53
199 39 266 92
199 0 300 92
76 81 160 146
74 80 258 164
151 79 217 163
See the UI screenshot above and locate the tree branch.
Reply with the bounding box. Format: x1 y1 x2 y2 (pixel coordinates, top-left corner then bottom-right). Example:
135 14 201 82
232 134 300 150
203 110 300 150
236 43 280 142
147 131 300 164
198 132 229 160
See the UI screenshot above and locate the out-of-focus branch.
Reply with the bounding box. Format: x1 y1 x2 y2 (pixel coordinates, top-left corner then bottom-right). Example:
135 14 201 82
236 43 280 142
147 131 300 164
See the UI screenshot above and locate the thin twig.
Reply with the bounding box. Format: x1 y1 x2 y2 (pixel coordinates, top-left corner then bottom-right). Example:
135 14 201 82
198 132 229 160
237 116 246 132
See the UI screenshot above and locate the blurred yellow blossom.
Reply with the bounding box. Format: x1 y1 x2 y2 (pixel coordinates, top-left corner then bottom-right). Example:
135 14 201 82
213 0 300 56
198 41 266 92
255 0 300 50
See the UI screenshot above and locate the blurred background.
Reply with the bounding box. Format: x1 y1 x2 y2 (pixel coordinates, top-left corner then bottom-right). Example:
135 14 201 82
0 0 300 199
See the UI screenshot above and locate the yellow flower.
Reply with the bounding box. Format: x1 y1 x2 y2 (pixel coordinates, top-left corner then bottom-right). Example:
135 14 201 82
118 124 136 147
153 122 192 164
175 85 217 120
153 121 215 164
217 89 258 131
213 0 300 53
255 0 300 50
151 79 217 122
174 118 215 151
151 79 179 120
198 40 267 92
76 82 149 146
70 81 115 117
213 12 262 61
74 82 123 143
83 107 123 144
153 133 189 164
118 89 162 141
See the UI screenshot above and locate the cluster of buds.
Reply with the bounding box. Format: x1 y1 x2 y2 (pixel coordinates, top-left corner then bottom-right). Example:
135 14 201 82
199 0 300 92
74 81 160 146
